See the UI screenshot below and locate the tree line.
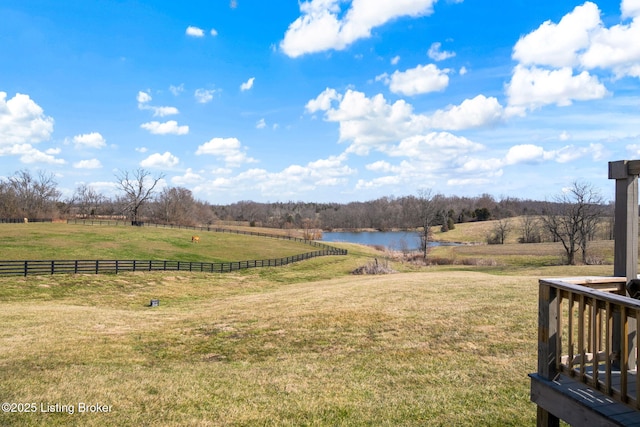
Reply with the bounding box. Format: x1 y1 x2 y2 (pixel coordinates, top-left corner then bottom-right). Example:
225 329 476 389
0 169 215 226
0 169 612 265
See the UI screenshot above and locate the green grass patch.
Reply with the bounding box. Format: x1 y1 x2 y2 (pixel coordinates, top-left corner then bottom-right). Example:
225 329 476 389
0 223 320 263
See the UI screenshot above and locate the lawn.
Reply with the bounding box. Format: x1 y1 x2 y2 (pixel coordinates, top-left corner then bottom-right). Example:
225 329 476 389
0 222 616 425
0 223 321 263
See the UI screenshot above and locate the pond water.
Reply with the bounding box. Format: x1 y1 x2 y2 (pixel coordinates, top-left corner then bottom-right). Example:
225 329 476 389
321 231 457 251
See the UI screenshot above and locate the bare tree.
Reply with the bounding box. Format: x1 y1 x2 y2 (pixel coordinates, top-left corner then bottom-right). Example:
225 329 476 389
5 170 60 218
540 181 604 265
0 180 20 218
520 213 541 243
415 189 439 260
72 183 104 218
488 218 512 244
115 168 164 224
154 186 197 225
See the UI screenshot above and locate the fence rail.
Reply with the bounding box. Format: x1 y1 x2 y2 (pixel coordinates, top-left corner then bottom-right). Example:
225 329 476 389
0 218 53 224
0 249 346 277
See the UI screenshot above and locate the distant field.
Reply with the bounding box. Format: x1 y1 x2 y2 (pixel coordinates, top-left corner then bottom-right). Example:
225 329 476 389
0 221 619 425
427 216 616 269
0 223 322 263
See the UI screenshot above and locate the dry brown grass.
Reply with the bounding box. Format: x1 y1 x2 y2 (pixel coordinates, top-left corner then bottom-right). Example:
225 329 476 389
0 266 558 426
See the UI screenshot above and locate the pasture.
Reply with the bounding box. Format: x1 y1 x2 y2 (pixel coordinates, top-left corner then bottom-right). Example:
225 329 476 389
0 222 615 425
0 223 317 263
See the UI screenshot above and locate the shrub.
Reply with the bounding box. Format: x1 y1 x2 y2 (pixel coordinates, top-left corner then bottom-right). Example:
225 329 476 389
351 258 396 275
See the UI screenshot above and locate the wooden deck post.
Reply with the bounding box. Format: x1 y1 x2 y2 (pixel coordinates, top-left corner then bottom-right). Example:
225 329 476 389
609 160 640 370
536 282 560 426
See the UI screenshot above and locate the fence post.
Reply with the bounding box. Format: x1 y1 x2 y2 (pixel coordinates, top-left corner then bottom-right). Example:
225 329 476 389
24 261 28 277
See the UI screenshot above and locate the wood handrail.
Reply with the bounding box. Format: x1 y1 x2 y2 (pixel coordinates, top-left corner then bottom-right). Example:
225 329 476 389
538 277 640 410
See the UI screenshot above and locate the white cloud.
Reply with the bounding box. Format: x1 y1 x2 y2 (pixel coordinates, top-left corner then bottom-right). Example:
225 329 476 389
503 142 604 166
186 26 205 37
137 91 179 116
73 159 102 169
140 120 189 135
240 77 255 91
137 91 152 104
324 90 421 154
512 2 601 68
386 132 485 160
306 88 503 154
140 151 180 168
200 154 355 198
427 42 455 61
428 95 503 130
195 88 215 103
504 144 548 165
151 106 179 117
169 84 184 96
580 17 640 78
195 137 257 167
0 143 65 165
171 168 204 186
210 28 218 36
305 87 342 113
73 132 106 149
365 160 399 173
622 0 640 19
508 0 640 115
506 65 607 113
379 63 450 96
554 143 606 163
256 119 266 129
0 92 54 146
280 0 437 57
355 175 402 189
390 55 400 65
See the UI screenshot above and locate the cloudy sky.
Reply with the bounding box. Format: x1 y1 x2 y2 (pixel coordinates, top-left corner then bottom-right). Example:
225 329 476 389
1 0 640 204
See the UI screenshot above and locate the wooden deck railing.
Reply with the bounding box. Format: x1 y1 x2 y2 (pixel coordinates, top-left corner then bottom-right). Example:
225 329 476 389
537 276 640 409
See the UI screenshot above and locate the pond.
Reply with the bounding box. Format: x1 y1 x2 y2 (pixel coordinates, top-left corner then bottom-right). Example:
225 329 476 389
321 231 458 251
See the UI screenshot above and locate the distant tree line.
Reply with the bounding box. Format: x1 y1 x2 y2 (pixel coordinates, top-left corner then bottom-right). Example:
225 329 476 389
0 169 216 226
211 193 559 231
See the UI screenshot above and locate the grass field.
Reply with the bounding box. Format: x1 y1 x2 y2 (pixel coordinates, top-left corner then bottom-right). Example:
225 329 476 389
0 223 320 263
0 222 616 425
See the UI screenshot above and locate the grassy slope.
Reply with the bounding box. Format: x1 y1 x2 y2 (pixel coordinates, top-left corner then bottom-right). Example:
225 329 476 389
0 223 321 262
0 222 617 426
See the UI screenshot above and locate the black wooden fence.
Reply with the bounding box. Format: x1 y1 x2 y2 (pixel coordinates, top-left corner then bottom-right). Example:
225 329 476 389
0 220 347 277
0 249 346 277
0 218 53 224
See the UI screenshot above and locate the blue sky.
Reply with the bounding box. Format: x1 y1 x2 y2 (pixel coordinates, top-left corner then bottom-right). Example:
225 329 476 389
1 0 639 204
